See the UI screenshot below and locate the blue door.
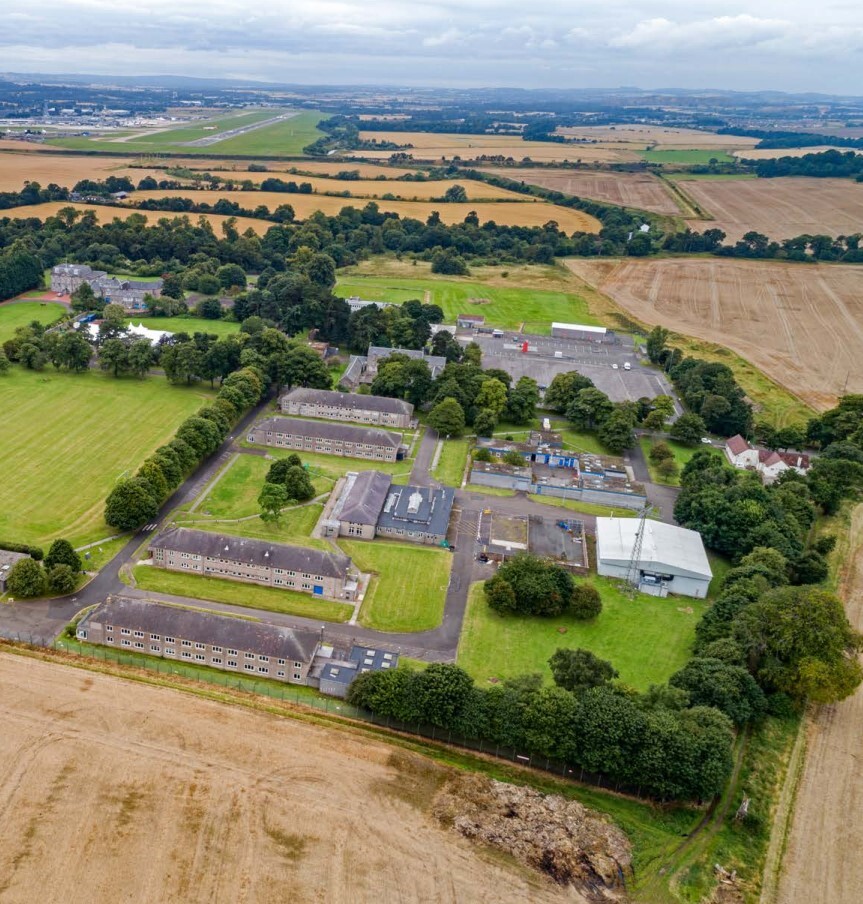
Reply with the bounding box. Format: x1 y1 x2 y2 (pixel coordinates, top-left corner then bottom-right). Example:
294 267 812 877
313 585 324 595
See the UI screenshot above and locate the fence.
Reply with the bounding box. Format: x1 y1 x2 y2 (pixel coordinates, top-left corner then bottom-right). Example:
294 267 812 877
1 631 649 800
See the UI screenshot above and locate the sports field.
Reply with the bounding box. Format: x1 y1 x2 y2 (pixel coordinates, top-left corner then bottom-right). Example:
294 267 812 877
566 256 863 411
457 579 705 691
342 541 452 632
0 300 66 340
335 270 598 333
0 368 214 546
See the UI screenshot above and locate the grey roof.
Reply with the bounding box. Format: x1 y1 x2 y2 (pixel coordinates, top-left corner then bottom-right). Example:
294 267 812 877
281 387 413 417
251 417 401 449
367 346 447 370
596 518 712 581
150 527 351 579
337 471 393 526
320 645 400 685
377 484 455 537
0 549 29 573
83 596 320 662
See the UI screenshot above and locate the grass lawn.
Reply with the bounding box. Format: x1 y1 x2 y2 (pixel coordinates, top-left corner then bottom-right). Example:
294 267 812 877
639 437 723 486
342 540 452 632
142 315 240 337
180 504 327 549
208 112 324 156
132 565 353 622
457 578 705 690
0 368 214 547
0 300 66 341
639 149 734 165
244 442 415 479
433 437 470 486
335 272 598 334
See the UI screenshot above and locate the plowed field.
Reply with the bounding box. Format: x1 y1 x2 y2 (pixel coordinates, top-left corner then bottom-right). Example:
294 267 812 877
678 176 863 241
566 257 863 410
486 168 681 215
0 653 579 904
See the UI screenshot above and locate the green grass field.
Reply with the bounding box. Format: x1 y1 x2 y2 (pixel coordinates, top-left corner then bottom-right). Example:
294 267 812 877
457 578 705 690
335 273 598 334
432 437 469 486
132 565 353 621
244 438 416 479
0 368 214 546
342 541 452 632
0 301 66 341
142 315 240 337
639 149 735 165
207 112 324 156
639 437 723 486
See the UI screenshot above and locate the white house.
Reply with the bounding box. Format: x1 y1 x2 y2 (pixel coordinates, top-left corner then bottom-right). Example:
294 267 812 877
595 517 712 599
724 435 810 484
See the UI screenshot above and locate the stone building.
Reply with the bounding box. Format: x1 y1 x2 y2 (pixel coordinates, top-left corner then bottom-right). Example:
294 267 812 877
247 417 403 463
51 263 162 312
279 387 413 428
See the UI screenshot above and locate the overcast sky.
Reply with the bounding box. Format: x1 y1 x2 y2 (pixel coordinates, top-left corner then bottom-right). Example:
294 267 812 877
2 0 860 94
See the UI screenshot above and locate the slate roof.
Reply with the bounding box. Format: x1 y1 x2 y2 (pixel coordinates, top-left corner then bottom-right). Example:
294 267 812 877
377 484 455 537
281 387 413 417
150 527 351 578
337 471 393 526
251 417 401 449
83 596 321 662
367 346 447 372
320 645 399 685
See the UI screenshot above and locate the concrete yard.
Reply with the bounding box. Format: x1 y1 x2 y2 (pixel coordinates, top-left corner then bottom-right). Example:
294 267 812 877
467 332 676 404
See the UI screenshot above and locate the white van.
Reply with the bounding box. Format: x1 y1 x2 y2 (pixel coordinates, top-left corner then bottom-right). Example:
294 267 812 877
623 361 631 371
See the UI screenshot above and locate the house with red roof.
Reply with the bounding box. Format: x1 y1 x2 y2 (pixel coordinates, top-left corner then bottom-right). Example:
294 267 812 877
724 434 810 484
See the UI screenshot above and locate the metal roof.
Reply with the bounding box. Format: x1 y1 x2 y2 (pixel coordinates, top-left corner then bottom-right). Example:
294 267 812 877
595 518 712 581
551 322 608 334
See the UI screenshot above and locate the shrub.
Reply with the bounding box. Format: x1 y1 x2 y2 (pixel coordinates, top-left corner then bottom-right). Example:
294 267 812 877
6 558 47 598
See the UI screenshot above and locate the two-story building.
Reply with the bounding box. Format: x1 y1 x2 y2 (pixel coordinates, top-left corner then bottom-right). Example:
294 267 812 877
279 387 414 428
247 417 403 462
76 596 321 684
51 263 162 311
149 527 358 600
725 434 810 484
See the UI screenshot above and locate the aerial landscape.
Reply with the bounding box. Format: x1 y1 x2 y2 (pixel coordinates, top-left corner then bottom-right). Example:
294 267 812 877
1 2 863 902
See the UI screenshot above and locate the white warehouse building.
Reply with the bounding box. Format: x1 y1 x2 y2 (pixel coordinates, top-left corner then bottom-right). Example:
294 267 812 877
595 517 712 599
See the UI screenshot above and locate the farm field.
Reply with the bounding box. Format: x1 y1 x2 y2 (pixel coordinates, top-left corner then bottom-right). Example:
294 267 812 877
352 131 640 163
735 145 863 160
484 167 682 215
335 265 599 332
457 578 705 691
640 149 734 164
127 189 601 232
565 256 863 411
342 541 452 632
132 565 353 622
0 150 154 191
1 201 274 236
552 125 759 153
0 368 214 546
0 300 66 340
675 175 863 241
0 653 579 904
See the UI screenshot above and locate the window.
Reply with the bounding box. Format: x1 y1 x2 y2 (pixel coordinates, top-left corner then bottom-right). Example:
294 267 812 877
120 628 131 636
258 655 268 662
150 645 160 653
227 660 237 668
212 657 222 665
165 636 175 644
134 642 144 649
134 630 144 638
277 671 285 678
258 666 268 674
244 663 255 672
293 672 302 680
195 654 206 662
245 652 254 659
105 625 113 632
150 634 161 641
121 639 131 647
294 662 303 669
182 651 192 659
212 646 222 654
181 640 192 648
383 653 393 661
277 658 285 665
227 649 238 656
195 643 205 650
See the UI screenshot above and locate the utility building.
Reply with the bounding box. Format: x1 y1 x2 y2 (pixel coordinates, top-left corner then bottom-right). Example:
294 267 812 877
595 518 712 599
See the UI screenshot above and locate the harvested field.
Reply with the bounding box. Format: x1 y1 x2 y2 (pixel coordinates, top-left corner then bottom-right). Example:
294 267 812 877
0 151 151 192
0 653 581 904
127 189 601 232
0 202 273 236
676 176 863 241
565 257 863 410
485 168 681 215
353 132 637 163
553 125 759 152
198 159 421 178
776 505 863 904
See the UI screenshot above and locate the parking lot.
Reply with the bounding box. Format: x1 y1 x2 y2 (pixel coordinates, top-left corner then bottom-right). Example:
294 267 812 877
469 332 678 406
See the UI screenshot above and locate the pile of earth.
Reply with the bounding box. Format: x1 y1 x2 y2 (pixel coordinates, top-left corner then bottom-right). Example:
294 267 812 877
433 773 632 901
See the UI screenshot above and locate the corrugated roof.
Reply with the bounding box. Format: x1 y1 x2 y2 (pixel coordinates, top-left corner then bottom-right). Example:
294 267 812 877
251 417 401 448
150 527 351 578
281 387 413 416
82 596 320 662
596 517 712 581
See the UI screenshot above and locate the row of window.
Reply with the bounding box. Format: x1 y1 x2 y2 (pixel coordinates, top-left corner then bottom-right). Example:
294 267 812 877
104 628 301 666
289 405 404 426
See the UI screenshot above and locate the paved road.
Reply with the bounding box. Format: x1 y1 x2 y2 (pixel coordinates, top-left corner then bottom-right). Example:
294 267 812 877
409 426 439 487
183 111 299 147
625 440 680 523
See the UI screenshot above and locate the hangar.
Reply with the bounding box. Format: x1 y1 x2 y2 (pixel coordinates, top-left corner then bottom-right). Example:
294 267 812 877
595 517 712 599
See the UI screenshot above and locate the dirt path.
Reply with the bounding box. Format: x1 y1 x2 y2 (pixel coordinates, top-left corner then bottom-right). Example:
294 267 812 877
0 653 584 904
775 506 863 904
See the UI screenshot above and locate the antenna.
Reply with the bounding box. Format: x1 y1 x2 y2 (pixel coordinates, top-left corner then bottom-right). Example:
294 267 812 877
625 503 652 596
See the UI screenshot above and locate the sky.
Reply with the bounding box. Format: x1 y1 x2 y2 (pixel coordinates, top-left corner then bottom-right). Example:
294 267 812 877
1 0 860 94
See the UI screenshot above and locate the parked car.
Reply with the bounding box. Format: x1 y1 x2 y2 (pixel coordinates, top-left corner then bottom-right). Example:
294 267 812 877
701 437 713 445
611 363 619 369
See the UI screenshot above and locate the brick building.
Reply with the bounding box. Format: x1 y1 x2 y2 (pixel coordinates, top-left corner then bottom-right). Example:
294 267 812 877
76 596 321 684
149 527 358 600
247 417 403 462
279 387 413 428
